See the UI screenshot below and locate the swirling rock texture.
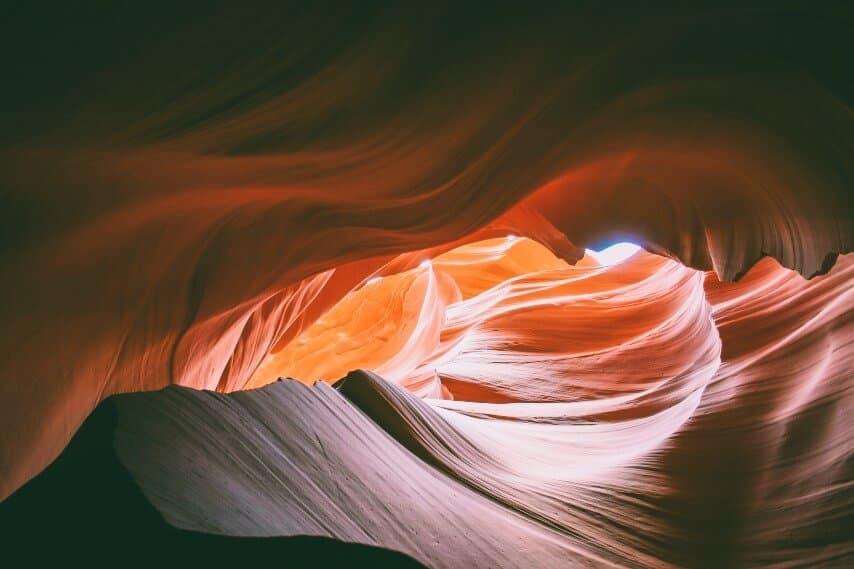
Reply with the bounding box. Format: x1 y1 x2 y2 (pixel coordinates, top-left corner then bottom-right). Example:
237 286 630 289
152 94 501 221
1 2 852 568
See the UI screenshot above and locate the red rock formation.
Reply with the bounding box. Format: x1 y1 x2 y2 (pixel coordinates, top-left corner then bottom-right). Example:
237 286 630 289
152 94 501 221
0 4 851 566
4 246 849 566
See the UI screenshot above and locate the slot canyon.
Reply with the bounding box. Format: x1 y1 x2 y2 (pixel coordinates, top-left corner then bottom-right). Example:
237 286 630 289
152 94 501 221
1 3 852 568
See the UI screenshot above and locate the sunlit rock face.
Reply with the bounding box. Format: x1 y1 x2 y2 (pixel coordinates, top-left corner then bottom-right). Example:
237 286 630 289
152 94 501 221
5 240 851 568
0 3 852 567
238 237 852 567
250 238 719 416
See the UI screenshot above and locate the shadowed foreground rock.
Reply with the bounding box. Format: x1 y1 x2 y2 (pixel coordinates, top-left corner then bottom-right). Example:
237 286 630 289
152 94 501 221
0 397 425 569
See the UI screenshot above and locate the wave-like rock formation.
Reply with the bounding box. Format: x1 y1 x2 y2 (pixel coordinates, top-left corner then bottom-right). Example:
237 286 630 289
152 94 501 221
1 3 852 567
4 239 851 567
250 239 851 567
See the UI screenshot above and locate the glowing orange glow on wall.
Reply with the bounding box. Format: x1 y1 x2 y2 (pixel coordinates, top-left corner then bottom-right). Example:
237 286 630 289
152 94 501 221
249 238 672 401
